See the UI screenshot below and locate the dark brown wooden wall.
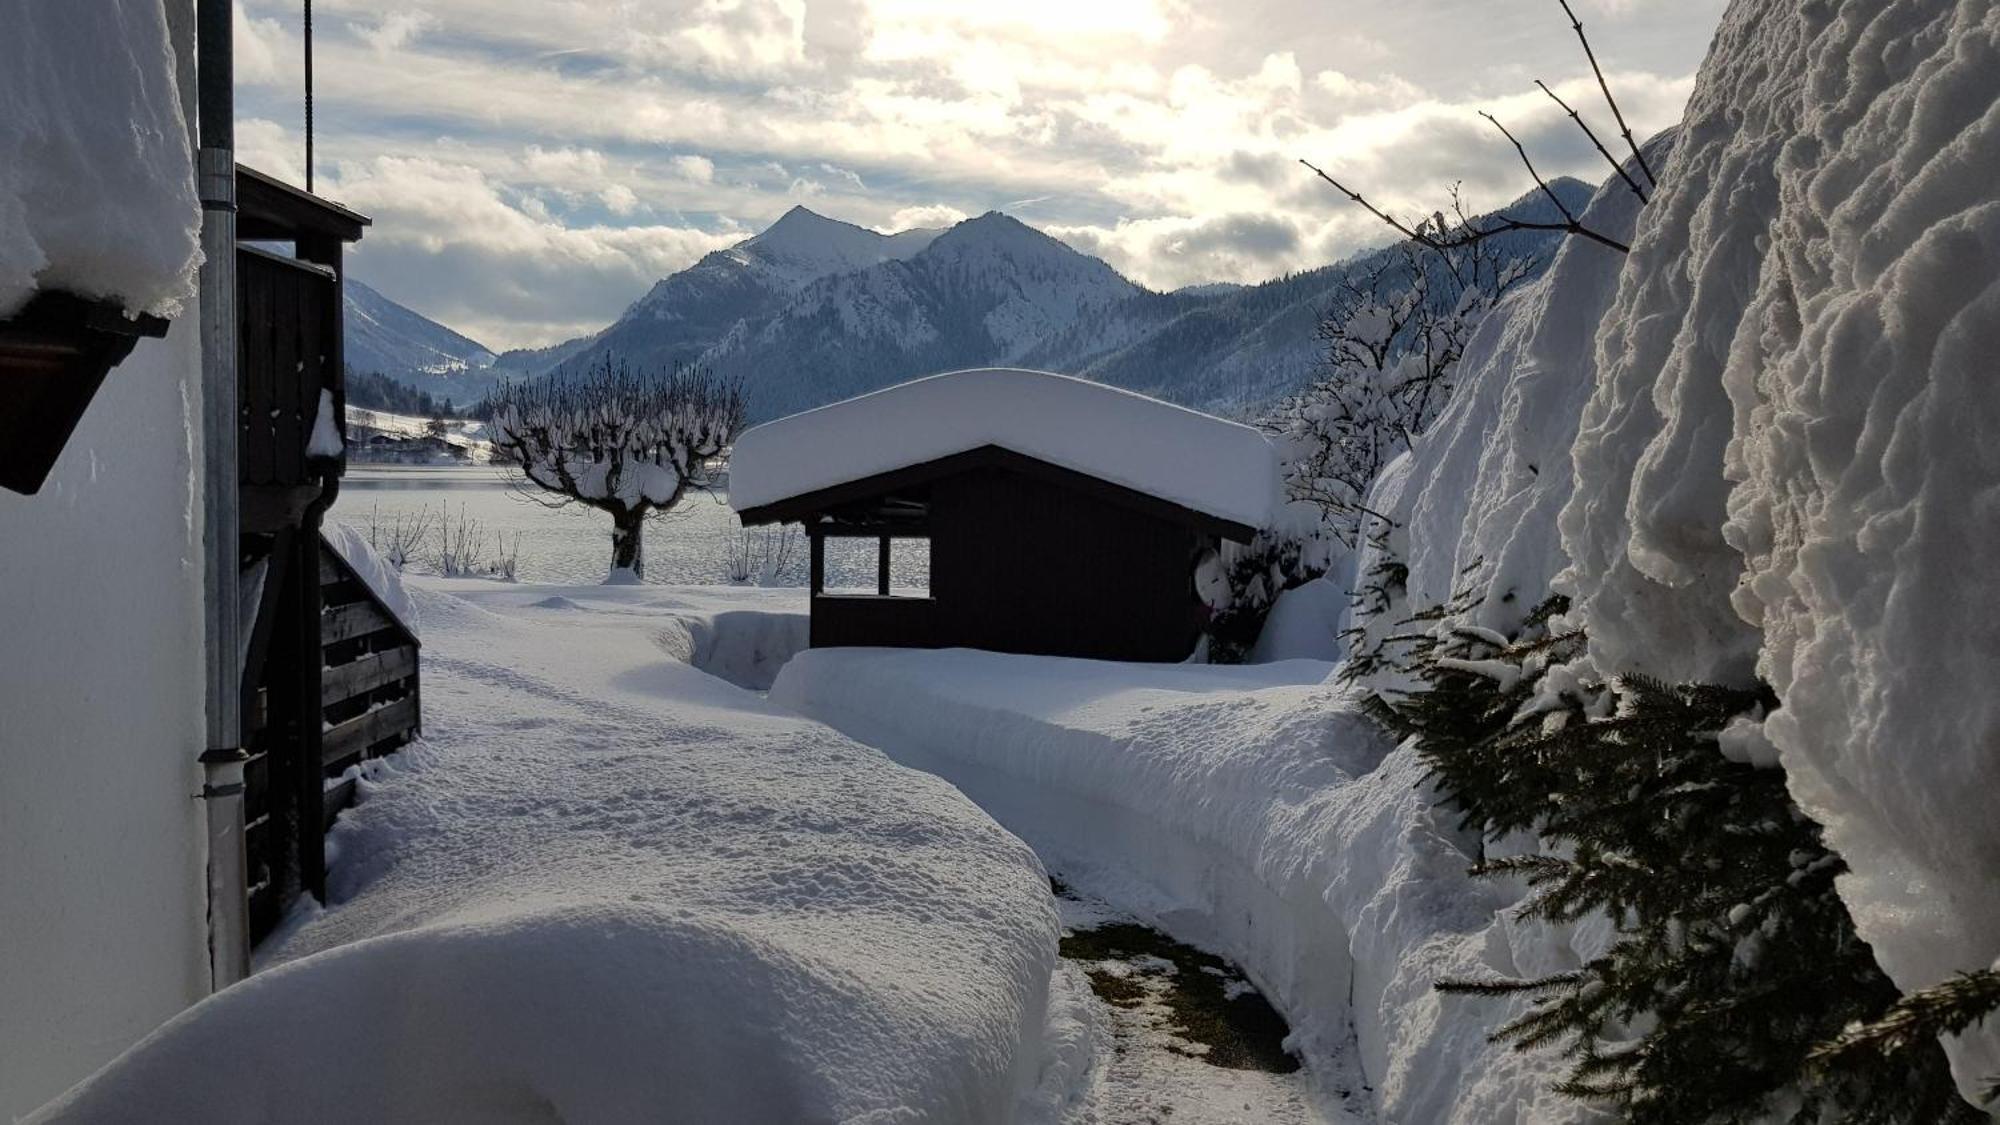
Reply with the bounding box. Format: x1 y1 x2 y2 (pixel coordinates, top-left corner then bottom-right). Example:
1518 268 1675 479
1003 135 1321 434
923 465 1208 662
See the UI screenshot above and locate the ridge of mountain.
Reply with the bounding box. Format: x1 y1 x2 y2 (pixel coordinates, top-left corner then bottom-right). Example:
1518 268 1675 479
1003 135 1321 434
343 278 503 400
488 179 1599 422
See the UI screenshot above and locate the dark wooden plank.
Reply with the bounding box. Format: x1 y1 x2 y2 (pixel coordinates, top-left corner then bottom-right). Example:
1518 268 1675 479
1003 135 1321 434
237 253 274 485
296 522 327 902
323 776 357 821
322 599 392 645
321 645 416 706
320 547 344 586
321 696 417 768
809 529 824 596
271 268 302 485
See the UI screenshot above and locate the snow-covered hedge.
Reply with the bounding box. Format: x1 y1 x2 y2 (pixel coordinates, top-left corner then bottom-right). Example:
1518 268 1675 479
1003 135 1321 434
0 4 201 319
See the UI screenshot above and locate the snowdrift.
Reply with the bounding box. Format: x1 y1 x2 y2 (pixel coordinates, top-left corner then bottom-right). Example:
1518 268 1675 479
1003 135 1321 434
1348 133 1671 640
0 5 201 318
1550 0 2000 1096
34 583 1057 1124
774 650 1598 1123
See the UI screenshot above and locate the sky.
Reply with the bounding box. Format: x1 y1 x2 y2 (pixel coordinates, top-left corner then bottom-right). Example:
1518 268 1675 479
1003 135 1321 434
232 0 1727 352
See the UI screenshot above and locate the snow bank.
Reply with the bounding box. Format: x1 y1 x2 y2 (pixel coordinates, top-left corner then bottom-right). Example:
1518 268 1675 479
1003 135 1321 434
34 581 1057 1123
652 606 809 690
324 521 419 636
730 368 1279 531
1551 0 2000 1095
1346 136 1669 639
773 649 1596 1123
0 4 201 318
1248 577 1349 663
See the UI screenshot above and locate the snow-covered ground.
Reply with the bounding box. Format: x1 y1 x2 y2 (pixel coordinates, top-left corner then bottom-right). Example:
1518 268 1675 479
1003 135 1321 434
774 648 1595 1123
31 578 1060 1124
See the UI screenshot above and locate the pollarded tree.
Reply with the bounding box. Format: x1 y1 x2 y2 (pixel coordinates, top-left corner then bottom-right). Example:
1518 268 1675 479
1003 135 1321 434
491 358 745 581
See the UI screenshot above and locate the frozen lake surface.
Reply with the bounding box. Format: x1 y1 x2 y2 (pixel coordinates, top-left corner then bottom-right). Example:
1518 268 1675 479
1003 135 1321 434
333 464 928 591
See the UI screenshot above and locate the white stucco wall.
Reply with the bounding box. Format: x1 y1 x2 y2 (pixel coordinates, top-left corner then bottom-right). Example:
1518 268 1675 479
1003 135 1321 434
0 319 211 1117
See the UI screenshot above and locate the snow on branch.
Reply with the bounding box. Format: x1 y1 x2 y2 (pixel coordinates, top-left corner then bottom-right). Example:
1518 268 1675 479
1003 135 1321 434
490 358 745 580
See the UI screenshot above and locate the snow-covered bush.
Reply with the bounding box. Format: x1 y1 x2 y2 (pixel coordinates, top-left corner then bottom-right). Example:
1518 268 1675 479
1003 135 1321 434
1265 235 1532 553
491 359 745 582
1366 601 1975 1123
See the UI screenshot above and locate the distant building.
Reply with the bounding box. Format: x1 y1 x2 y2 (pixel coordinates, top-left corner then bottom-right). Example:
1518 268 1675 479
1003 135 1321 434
731 368 1278 662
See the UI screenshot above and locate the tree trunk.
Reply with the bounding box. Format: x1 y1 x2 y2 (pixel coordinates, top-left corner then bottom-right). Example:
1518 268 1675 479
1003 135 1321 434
609 506 645 581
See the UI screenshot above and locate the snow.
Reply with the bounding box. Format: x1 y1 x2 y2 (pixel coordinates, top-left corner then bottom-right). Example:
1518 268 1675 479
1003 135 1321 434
773 648 1596 1123
1549 0 2000 1099
31 579 1059 1123
323 522 419 636
346 406 496 462
305 389 343 458
1249 578 1349 664
1350 135 1670 641
0 3 201 319
735 205 941 293
730 368 1280 532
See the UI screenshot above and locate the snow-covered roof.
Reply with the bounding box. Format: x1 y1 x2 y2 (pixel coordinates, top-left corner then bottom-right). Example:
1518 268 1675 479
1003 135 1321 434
729 368 1278 531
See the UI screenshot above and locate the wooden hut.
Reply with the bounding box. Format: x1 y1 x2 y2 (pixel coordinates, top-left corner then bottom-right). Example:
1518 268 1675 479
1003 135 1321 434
730 368 1277 663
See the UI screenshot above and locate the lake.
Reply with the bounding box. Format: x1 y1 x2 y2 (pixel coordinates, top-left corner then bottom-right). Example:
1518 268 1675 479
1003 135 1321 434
332 464 929 591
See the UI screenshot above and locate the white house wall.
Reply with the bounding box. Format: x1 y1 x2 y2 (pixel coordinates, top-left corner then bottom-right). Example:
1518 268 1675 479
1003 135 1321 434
0 322 210 1116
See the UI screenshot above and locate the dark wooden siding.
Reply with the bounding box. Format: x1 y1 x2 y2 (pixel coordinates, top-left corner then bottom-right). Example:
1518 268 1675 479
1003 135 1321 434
238 247 337 492
812 594 938 649
916 465 1207 662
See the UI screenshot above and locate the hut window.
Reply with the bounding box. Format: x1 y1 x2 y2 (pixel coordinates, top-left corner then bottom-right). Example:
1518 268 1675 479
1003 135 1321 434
817 534 930 597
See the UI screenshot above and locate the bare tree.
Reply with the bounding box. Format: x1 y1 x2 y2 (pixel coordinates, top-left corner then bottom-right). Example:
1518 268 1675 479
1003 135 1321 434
1299 0 1656 258
1266 219 1533 549
490 358 745 581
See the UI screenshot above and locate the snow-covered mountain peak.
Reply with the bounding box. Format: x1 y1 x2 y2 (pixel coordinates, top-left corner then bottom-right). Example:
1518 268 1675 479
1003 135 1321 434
925 211 1074 260
728 206 940 292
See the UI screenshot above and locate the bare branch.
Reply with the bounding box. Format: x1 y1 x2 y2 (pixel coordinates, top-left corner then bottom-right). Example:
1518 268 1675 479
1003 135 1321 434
1536 80 1647 203
1299 157 1629 255
1556 0 1656 188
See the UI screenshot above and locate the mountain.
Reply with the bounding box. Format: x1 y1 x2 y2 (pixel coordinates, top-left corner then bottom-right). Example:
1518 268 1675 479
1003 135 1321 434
493 183 1598 423
343 278 502 400
701 212 1142 418
491 206 942 381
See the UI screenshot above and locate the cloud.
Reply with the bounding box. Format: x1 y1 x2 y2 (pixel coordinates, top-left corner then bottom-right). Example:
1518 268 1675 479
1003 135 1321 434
358 11 438 53
229 0 1726 342
600 184 640 216
884 204 970 231
319 155 738 350
668 155 716 183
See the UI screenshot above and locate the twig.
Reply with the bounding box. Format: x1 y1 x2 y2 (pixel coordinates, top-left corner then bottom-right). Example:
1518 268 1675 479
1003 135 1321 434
1298 158 1630 255
1556 0 1655 188
1536 80 1647 203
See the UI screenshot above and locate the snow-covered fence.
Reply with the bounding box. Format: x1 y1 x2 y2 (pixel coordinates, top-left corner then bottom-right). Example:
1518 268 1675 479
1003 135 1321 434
316 538 421 821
